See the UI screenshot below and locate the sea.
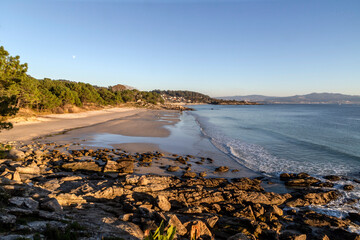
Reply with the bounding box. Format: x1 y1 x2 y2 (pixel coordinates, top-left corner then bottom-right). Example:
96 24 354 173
190 104 360 178
189 104 360 218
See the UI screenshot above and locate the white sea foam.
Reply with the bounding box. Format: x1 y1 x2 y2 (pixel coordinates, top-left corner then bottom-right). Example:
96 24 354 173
193 113 354 177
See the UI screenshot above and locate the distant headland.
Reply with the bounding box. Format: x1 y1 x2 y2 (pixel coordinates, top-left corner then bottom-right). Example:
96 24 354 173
218 92 360 104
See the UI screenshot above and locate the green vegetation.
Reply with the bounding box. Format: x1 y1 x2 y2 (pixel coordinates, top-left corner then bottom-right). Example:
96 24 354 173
0 46 21 131
144 221 176 240
0 46 164 116
153 90 213 103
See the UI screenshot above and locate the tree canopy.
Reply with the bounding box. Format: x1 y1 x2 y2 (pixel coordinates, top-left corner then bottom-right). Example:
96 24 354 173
0 46 164 118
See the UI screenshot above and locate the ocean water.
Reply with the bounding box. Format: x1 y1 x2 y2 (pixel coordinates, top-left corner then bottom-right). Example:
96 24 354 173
190 104 360 178
190 104 360 218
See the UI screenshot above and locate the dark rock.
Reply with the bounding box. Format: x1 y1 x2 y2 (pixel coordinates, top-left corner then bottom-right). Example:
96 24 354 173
348 212 360 223
343 185 355 191
215 166 229 173
9 197 39 210
0 213 16 224
323 175 341 181
41 198 63 213
228 233 251 240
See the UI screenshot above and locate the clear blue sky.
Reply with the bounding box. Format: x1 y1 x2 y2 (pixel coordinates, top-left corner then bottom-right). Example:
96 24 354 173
1 0 359 97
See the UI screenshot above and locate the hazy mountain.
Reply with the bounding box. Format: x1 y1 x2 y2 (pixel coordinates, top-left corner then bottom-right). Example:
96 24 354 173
218 93 360 104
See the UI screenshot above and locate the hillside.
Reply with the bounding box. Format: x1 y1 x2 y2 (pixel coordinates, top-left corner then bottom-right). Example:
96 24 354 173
153 90 259 105
219 93 360 104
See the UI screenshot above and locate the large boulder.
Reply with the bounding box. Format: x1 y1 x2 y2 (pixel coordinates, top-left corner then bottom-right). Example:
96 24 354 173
8 149 25 160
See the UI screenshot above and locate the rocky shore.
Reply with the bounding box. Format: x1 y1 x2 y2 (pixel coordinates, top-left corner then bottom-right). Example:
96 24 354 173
0 142 359 240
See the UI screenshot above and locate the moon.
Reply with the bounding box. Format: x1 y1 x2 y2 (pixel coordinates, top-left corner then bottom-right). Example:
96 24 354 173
72 55 76 59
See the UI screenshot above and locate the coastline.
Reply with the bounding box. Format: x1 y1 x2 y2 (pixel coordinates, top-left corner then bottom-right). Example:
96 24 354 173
0 107 359 239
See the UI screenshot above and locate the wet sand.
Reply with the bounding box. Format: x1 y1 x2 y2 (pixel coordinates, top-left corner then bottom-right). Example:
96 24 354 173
33 109 260 179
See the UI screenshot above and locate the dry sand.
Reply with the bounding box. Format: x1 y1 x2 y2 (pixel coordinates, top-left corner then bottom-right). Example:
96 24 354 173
0 107 159 142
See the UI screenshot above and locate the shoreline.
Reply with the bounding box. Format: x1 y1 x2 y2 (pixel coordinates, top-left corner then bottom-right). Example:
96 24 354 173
0 106 359 239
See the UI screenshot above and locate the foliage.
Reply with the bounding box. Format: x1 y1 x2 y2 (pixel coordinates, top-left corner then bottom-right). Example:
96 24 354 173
0 46 164 114
153 90 212 103
144 221 176 240
0 46 22 131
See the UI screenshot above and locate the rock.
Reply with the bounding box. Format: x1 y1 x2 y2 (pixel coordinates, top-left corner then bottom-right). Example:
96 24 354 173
215 166 229 173
286 191 340 207
182 171 197 178
126 175 140 184
16 162 40 175
62 161 102 172
226 178 263 191
323 175 341 181
297 172 310 179
314 182 334 188
186 220 213 240
167 214 187 236
343 185 355 191
167 166 180 172
199 171 207 177
235 191 292 205
12 171 21 182
285 177 320 187
91 186 124 199
269 205 283 216
114 221 144 239
228 233 251 240
119 213 134 222
280 173 292 181
138 175 149 186
8 149 25 160
280 231 307 240
348 212 360 223
0 213 16 224
50 193 86 206
205 215 219 228
104 160 134 173
33 150 45 158
9 197 39 210
157 195 171 212
234 205 256 220
41 198 63 213
27 220 67 232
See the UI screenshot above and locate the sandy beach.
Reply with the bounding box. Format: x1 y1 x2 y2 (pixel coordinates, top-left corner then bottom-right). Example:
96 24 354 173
0 108 149 142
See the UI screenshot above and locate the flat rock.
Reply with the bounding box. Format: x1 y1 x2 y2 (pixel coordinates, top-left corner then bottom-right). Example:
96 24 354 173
9 197 39 210
62 161 102 172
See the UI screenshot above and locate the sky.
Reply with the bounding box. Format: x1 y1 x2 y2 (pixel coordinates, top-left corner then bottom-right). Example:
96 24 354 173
1 0 359 97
